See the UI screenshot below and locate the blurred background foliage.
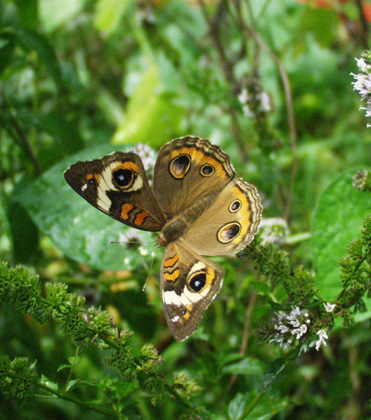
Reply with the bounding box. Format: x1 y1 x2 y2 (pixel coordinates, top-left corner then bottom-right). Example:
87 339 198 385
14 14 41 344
0 0 371 419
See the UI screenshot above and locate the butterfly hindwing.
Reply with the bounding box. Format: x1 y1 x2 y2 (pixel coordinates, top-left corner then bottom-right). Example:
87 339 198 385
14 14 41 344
64 152 165 232
183 178 263 255
161 240 224 341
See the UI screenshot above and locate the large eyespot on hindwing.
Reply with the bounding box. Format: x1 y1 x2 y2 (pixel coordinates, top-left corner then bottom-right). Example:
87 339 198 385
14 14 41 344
189 272 207 292
169 154 191 179
200 163 215 177
217 222 242 243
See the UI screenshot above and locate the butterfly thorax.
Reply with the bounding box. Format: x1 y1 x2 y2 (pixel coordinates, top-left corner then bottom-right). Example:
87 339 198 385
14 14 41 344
158 216 188 246
157 191 219 247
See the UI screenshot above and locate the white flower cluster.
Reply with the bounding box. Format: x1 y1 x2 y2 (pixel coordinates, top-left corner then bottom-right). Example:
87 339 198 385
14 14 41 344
259 217 289 245
132 143 156 172
238 88 271 117
351 56 371 126
271 305 330 353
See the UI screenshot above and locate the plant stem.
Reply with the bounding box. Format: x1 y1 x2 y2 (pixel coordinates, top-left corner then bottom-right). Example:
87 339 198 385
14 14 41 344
37 381 116 416
354 0 369 49
240 25 297 219
197 0 249 161
229 290 257 388
0 92 42 176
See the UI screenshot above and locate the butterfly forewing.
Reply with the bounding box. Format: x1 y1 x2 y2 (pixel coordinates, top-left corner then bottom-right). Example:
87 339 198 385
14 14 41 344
64 152 165 232
153 136 235 220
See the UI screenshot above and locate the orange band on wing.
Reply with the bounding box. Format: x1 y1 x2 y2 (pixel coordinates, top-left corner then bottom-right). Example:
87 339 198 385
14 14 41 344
114 161 139 173
134 211 148 226
164 254 178 268
171 147 229 180
164 269 180 282
121 203 134 220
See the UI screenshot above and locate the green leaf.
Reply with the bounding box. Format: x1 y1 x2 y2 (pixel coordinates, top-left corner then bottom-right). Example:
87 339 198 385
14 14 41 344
94 0 132 35
228 393 288 420
17 144 157 271
228 393 247 420
222 357 265 376
312 168 371 316
13 27 64 92
112 63 184 148
39 0 87 32
65 379 81 392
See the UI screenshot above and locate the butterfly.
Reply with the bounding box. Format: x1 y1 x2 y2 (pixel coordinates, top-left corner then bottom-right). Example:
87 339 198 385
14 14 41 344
64 136 263 341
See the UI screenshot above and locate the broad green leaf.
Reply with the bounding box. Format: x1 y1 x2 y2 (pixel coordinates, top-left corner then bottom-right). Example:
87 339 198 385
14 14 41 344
312 168 371 317
94 0 131 35
228 393 288 420
39 0 87 32
112 63 184 148
222 357 265 376
17 144 157 271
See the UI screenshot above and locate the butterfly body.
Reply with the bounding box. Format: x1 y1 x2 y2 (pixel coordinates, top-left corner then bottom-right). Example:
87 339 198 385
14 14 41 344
65 136 263 341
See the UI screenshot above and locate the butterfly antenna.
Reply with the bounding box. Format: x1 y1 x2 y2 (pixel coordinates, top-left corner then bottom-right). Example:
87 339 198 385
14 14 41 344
142 250 157 292
110 240 156 244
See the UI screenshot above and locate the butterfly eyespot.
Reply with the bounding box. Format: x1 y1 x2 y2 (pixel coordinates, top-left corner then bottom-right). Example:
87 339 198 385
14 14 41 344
113 168 134 188
217 222 242 243
229 199 241 213
200 163 214 177
189 272 206 292
170 154 191 179
85 174 97 185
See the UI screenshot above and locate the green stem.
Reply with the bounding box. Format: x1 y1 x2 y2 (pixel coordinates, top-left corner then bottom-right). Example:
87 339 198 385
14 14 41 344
240 393 262 418
37 381 116 416
163 381 193 410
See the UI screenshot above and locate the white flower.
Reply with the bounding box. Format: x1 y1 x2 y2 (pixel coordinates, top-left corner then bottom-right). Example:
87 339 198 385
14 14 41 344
132 144 156 172
259 218 289 245
355 57 371 73
259 91 271 112
315 329 328 351
238 86 271 117
238 88 249 104
324 303 336 313
271 306 311 349
351 55 371 124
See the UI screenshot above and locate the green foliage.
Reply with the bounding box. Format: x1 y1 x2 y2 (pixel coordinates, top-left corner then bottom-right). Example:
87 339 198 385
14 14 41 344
1 0 371 419
312 168 371 316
